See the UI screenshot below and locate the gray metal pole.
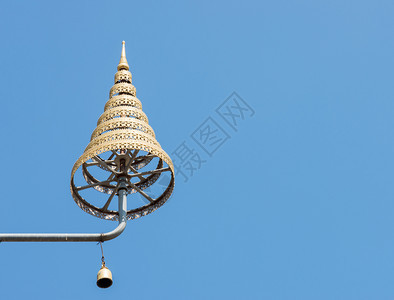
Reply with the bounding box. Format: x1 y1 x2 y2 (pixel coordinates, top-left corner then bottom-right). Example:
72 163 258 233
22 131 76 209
0 178 128 242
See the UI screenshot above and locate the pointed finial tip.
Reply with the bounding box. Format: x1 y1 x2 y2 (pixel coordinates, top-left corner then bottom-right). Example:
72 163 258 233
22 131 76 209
118 41 129 71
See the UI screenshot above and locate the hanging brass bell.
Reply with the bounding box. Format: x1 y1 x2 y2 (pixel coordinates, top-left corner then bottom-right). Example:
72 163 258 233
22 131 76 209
97 263 113 288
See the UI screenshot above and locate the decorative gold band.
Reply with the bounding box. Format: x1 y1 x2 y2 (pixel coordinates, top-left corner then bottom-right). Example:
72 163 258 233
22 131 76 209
97 106 148 125
91 117 155 140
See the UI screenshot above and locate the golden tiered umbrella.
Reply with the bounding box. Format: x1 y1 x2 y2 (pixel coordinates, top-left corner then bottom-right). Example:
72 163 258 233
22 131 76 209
71 41 175 221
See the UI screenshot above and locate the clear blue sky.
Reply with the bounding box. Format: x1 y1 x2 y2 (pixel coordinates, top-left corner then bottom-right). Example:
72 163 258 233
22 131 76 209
0 0 394 299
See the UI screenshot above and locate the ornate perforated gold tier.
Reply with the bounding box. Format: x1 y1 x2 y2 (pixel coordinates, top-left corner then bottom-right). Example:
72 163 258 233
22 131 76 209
70 41 175 221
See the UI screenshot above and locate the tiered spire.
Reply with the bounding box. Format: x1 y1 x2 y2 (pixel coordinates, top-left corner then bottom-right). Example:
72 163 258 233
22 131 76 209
71 41 175 221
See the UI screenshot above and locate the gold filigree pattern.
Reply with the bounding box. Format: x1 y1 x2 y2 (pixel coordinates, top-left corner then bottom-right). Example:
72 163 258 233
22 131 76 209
97 106 148 125
90 118 155 140
109 83 136 97
104 95 142 111
115 69 132 83
84 129 161 152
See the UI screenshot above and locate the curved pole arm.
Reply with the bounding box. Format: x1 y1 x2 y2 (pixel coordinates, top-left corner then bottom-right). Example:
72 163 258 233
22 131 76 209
0 185 128 242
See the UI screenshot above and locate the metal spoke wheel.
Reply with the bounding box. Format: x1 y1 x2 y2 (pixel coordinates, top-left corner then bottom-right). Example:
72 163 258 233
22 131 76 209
71 147 174 220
